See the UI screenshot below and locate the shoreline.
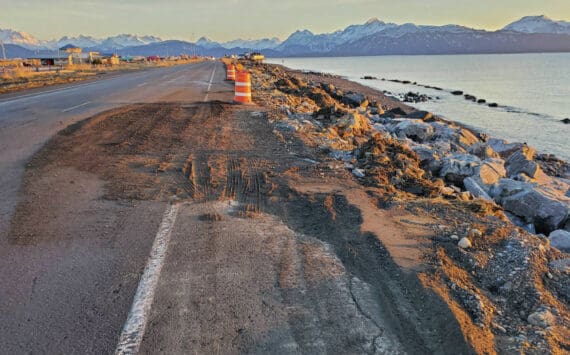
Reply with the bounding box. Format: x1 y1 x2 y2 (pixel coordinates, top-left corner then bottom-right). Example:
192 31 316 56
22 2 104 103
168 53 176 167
266 62 570 230
246 61 570 353
280 64 570 167
267 55 570 162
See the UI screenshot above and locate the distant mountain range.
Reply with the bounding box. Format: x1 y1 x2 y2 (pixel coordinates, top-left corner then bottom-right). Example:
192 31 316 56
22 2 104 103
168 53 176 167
1 15 569 58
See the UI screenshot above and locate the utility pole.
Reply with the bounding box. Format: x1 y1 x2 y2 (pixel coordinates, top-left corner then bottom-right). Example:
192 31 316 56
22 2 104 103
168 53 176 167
1 41 7 60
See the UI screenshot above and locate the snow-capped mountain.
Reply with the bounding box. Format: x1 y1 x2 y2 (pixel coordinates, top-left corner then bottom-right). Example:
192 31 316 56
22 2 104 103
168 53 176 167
502 15 570 34
2 15 570 59
0 28 44 49
54 35 100 48
277 18 478 54
98 34 162 50
0 29 161 51
195 37 222 49
221 37 281 50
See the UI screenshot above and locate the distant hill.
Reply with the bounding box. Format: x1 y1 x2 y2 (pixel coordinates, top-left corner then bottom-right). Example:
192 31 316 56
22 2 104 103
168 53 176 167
329 31 570 56
502 15 570 35
1 44 35 58
2 15 570 59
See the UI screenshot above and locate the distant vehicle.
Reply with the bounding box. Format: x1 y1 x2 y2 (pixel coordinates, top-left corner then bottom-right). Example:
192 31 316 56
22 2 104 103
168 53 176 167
240 52 265 63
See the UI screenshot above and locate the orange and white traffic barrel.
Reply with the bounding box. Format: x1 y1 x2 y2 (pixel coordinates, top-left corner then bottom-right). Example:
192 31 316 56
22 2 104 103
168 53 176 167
234 70 252 104
226 64 236 81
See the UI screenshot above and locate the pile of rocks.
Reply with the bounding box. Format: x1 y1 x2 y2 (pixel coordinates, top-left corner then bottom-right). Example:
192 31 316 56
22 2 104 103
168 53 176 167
377 111 570 239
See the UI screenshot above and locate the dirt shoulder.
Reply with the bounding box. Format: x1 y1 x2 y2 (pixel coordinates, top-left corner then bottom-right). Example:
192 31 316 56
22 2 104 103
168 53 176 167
246 62 570 354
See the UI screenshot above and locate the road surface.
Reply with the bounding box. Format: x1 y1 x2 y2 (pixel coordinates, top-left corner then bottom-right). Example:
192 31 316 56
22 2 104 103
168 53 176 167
0 61 471 354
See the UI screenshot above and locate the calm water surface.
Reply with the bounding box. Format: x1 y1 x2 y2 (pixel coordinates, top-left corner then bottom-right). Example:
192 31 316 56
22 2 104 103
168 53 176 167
268 53 570 161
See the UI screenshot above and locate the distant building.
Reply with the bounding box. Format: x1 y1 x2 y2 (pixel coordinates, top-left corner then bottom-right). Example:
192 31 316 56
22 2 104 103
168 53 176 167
61 45 83 64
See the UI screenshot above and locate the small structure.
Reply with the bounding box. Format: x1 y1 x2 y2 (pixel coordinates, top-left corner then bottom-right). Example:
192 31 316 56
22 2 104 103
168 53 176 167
60 45 83 65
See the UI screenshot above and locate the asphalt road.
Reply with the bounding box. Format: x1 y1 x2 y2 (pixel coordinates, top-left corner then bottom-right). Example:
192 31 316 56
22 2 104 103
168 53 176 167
0 61 228 354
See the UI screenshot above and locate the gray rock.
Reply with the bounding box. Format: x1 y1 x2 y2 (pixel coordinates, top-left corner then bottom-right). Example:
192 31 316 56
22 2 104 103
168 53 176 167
491 178 531 200
472 159 506 187
430 122 457 141
458 237 472 249
506 146 542 178
502 189 568 234
412 145 442 175
463 177 493 201
488 138 524 159
352 168 366 178
394 120 434 142
342 93 368 108
440 154 482 184
549 258 570 273
406 111 433 120
468 142 500 160
549 230 570 252
527 310 554 328
457 128 480 149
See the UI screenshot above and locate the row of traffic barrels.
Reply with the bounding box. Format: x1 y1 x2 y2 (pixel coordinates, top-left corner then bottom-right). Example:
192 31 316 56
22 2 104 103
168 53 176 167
225 63 252 104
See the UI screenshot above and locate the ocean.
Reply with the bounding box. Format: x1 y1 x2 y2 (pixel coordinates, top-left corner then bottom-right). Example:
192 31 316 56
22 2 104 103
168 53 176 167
267 53 570 161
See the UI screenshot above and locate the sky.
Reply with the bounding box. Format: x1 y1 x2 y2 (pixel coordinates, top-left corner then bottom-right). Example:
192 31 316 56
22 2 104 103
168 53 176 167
1 0 570 41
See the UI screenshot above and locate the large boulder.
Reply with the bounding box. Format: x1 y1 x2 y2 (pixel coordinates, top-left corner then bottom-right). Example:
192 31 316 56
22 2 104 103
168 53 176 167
406 111 433 121
457 128 480 149
549 230 570 252
473 159 507 187
506 145 542 178
468 142 500 160
342 92 368 108
394 120 434 142
501 186 569 234
335 112 371 138
487 138 524 159
412 145 442 175
491 178 531 200
440 154 482 184
464 177 493 201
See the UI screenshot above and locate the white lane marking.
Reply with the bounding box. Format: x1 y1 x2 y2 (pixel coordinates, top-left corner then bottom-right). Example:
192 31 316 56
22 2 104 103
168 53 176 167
137 82 147 88
204 65 217 102
115 203 180 354
61 101 91 113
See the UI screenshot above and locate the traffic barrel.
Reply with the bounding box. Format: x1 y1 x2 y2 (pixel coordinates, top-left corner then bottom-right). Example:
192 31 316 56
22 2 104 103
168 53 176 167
234 70 252 104
226 64 236 81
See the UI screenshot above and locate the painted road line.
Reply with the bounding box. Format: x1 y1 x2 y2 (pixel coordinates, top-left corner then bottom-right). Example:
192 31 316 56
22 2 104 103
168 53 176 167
62 101 91 113
204 65 217 102
115 203 180 355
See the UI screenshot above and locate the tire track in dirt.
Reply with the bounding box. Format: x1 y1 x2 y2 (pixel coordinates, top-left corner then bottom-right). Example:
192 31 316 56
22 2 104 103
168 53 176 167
10 98 475 353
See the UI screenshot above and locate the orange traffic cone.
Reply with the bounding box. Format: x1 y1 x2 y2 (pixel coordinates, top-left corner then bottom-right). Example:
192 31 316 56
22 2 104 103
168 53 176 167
234 70 252 104
226 64 236 81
